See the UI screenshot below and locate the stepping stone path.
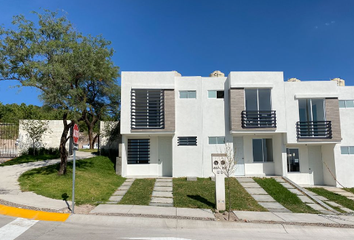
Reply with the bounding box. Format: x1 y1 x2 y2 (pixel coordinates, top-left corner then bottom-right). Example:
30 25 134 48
106 178 135 204
236 177 291 213
308 186 354 214
273 177 334 214
150 178 173 207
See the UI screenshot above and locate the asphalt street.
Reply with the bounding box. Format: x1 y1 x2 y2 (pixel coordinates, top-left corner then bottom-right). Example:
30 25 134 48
1 214 354 240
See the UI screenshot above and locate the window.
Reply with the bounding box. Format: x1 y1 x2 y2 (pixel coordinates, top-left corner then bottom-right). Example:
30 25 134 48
252 139 273 162
180 91 196 99
208 90 224 99
128 139 150 164
287 149 300 172
339 100 354 108
209 137 225 144
131 89 164 129
341 146 354 154
178 137 197 146
299 99 325 122
297 99 330 138
245 89 271 111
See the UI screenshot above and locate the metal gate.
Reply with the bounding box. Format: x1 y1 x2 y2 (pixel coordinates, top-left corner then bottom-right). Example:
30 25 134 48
0 123 19 158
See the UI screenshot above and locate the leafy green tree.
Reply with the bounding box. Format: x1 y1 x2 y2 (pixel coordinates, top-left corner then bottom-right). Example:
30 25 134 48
0 10 119 174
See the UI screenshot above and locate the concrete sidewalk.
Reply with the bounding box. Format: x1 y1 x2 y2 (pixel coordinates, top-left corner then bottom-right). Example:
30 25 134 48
90 204 354 227
234 210 354 226
90 204 215 220
0 151 94 211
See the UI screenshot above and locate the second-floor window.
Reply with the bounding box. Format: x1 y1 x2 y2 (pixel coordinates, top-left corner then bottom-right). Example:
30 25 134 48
208 90 224 99
180 90 196 99
131 89 164 129
339 100 354 108
243 88 275 128
297 98 332 139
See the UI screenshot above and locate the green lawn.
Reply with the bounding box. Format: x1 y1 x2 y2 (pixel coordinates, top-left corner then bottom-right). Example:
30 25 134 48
120 179 155 205
307 187 354 211
173 178 266 211
0 153 60 166
19 156 125 205
253 178 319 214
344 188 354 195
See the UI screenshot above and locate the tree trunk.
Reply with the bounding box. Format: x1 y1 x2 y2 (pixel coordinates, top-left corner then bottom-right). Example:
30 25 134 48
58 115 73 175
88 126 93 149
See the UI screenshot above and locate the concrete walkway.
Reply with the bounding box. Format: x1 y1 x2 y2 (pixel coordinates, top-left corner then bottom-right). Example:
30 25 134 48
307 187 354 214
150 178 173 207
273 177 333 214
0 151 94 211
107 178 135 204
237 177 291 213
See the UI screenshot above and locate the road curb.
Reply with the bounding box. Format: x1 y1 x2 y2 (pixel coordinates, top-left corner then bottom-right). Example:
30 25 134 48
0 204 70 222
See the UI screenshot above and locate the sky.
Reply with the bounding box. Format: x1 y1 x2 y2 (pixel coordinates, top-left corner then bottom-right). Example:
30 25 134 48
0 0 354 106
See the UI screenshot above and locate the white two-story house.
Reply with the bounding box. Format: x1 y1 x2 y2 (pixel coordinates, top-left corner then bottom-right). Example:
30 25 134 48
120 71 354 187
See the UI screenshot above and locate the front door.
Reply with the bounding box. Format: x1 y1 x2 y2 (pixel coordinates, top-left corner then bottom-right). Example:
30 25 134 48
234 137 245 176
308 146 324 185
158 137 172 177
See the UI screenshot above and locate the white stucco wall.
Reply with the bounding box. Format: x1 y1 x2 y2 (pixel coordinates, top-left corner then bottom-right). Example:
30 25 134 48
18 120 69 153
334 86 354 187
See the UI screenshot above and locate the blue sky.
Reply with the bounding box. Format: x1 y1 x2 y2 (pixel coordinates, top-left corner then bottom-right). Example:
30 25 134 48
1 0 354 106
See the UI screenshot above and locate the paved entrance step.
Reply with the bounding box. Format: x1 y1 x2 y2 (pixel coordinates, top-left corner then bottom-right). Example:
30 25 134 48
106 178 135 204
236 177 291 213
150 178 174 207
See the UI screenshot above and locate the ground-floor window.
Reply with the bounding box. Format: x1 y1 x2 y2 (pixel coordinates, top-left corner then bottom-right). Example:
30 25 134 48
128 139 150 164
287 148 300 172
252 139 273 162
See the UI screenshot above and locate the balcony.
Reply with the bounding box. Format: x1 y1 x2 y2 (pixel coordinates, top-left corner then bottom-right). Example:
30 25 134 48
296 121 332 139
241 110 277 128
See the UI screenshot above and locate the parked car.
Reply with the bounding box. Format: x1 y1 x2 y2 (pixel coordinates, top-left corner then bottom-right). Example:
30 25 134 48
82 143 98 149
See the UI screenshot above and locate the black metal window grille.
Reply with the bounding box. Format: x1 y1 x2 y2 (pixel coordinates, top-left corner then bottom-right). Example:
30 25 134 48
296 121 332 139
127 139 150 164
131 89 164 129
242 110 277 128
178 137 197 146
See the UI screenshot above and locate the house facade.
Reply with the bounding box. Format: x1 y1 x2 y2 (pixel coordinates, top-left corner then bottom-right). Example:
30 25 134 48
120 71 354 187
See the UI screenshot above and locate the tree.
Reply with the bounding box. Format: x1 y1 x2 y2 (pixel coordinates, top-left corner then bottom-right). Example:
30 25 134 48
0 10 119 174
21 120 51 155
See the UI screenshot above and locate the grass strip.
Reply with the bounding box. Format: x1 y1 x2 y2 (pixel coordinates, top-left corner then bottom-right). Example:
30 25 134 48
19 156 125 205
119 179 155 205
253 178 319 214
307 187 354 211
344 188 354 195
173 178 265 211
0 153 60 166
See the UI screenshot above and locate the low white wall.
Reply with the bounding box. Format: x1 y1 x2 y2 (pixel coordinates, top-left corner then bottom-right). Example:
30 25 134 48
18 120 68 154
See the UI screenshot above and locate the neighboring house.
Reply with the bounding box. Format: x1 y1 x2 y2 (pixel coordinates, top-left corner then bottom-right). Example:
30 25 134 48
120 71 354 187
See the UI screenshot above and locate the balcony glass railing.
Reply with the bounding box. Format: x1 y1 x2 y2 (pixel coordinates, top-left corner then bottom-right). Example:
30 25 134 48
241 110 277 128
296 121 332 139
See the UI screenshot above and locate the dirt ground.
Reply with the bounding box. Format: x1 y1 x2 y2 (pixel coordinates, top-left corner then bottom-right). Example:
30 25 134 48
214 211 239 222
62 204 96 214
